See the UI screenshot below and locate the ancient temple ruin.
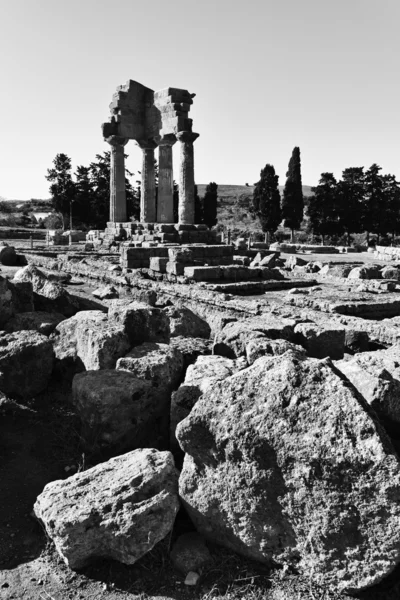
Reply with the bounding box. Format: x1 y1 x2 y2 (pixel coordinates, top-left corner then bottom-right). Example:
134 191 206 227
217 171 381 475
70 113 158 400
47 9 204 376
102 80 199 227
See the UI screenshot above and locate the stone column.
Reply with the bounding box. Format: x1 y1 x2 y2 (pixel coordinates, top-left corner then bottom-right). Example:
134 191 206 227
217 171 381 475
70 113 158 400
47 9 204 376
176 131 199 224
158 135 176 223
138 143 156 223
107 136 128 222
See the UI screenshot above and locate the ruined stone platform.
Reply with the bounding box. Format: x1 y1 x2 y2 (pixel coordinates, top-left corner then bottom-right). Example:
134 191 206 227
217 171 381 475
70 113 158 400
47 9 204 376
96 222 219 246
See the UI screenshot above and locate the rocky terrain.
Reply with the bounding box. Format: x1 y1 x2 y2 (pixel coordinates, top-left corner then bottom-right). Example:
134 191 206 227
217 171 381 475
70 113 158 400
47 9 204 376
2 241 400 600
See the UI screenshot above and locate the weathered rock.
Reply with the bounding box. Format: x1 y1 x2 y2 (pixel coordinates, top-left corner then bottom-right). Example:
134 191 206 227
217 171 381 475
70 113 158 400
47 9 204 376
177 352 400 593
72 370 170 452
381 266 400 280
259 253 278 268
13 265 79 316
213 316 296 358
4 311 65 336
92 285 119 300
319 264 353 278
170 355 243 454
0 275 16 326
294 322 345 359
0 244 17 266
9 279 34 312
344 329 369 354
109 300 170 345
335 345 400 423
52 310 130 372
285 255 308 270
246 338 306 365
116 342 184 390
0 331 54 398
164 305 210 339
169 336 212 368
171 532 212 575
34 448 179 569
348 265 382 280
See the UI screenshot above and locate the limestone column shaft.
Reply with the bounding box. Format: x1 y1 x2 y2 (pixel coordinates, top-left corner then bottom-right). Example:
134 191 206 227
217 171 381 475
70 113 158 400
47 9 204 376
140 147 156 223
107 136 128 222
177 131 199 224
158 138 176 223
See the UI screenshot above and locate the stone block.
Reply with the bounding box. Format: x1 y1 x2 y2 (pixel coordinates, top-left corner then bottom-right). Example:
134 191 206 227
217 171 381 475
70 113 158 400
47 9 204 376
166 261 185 276
184 266 221 281
150 257 169 273
168 248 194 263
295 322 345 360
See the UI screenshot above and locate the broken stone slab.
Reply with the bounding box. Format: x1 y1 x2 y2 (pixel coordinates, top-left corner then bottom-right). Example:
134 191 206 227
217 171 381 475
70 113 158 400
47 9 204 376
294 322 345 360
163 305 211 339
72 369 170 453
52 310 130 372
335 345 400 424
169 336 212 369
0 331 54 398
92 285 119 300
13 265 79 317
177 352 400 593
34 448 179 570
116 342 185 391
319 264 353 278
170 532 212 575
108 300 170 345
245 338 306 365
4 311 65 336
213 316 297 358
170 355 245 455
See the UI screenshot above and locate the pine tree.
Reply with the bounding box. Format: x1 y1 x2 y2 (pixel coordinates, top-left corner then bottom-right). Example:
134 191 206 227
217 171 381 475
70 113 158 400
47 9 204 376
362 164 387 243
308 173 342 245
282 147 304 241
253 164 281 241
337 167 365 246
74 165 94 227
45 153 76 229
203 182 218 228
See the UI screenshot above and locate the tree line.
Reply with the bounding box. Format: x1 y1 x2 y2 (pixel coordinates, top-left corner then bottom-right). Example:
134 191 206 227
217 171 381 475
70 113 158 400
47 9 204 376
46 152 218 230
253 148 400 246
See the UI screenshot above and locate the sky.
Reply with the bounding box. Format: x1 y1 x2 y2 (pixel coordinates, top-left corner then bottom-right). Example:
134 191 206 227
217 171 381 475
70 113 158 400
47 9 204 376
0 0 399 199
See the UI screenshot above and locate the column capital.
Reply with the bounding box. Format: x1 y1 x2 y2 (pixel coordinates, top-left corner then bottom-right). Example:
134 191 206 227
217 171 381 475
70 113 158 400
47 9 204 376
136 138 159 150
176 131 199 144
158 133 177 147
105 135 129 147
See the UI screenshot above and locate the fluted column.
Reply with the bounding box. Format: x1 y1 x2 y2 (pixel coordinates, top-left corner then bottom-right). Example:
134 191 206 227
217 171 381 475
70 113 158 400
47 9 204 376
176 131 199 224
107 135 128 222
139 144 156 223
158 135 176 223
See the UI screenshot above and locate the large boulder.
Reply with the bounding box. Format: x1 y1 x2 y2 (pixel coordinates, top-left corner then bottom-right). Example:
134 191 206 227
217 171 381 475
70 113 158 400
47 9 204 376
34 448 179 569
163 306 211 339
171 355 244 455
116 342 184 391
52 310 130 372
13 265 79 316
72 370 169 453
4 311 65 336
0 331 54 398
294 322 345 360
109 300 170 345
335 345 400 424
0 244 17 266
169 336 213 369
319 264 353 278
213 316 296 358
348 265 382 280
177 352 400 593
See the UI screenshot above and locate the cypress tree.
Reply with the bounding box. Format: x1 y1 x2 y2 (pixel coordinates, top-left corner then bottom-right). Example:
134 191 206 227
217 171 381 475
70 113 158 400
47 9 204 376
203 182 218 228
253 164 281 241
282 146 304 241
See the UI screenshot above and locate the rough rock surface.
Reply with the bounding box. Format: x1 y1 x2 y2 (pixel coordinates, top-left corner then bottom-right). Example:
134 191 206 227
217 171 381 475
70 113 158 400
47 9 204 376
169 336 212 368
52 310 130 371
245 338 306 365
170 532 212 575
0 331 54 398
92 285 119 300
177 352 400 593
4 311 65 336
163 305 211 339
171 355 244 454
13 265 79 316
213 316 296 358
335 345 400 423
294 322 345 360
319 264 353 278
72 369 169 452
109 300 170 345
0 275 17 326
34 448 179 569
116 342 184 391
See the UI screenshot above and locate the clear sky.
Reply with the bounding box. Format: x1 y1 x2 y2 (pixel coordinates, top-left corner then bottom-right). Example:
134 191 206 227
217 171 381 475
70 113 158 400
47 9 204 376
0 0 399 199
